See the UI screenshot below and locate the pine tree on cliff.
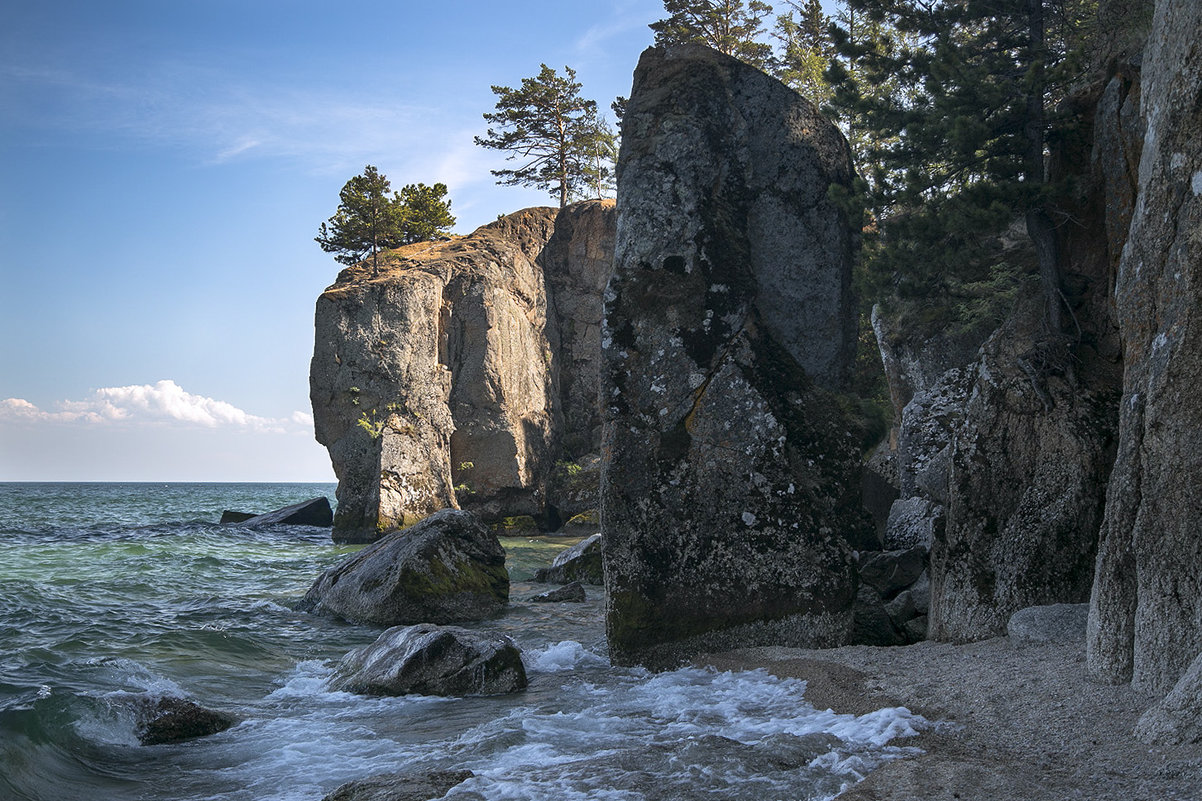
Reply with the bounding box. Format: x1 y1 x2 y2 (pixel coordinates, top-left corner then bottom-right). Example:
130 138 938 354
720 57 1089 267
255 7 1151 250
827 0 1096 333
650 0 775 69
315 168 455 274
397 182 457 244
475 65 616 207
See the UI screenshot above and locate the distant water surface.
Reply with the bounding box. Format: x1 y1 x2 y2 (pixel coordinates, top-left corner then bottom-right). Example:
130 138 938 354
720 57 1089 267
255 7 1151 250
0 482 926 801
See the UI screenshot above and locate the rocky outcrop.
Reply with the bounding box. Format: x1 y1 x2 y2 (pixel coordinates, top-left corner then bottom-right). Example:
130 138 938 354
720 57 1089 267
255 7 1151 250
532 533 603 585
322 770 475 801
310 202 615 543
298 510 508 625
602 45 865 668
331 624 526 697
1088 0 1202 696
927 292 1119 641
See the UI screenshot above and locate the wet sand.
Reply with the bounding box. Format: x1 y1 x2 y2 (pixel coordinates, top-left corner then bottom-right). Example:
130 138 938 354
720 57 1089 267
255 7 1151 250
700 638 1202 800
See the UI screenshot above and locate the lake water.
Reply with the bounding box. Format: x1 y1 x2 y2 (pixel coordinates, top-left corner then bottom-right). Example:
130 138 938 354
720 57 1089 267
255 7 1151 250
0 482 927 800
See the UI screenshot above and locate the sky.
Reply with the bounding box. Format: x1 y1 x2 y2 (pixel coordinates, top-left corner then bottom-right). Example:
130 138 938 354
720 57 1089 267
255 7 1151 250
0 0 669 481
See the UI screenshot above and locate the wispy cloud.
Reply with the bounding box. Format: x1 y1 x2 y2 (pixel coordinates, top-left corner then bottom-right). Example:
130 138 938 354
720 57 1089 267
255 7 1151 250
1 380 311 433
0 59 444 173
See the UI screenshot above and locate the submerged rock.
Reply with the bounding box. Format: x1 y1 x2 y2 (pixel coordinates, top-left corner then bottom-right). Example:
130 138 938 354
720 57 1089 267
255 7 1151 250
601 45 865 669
298 509 508 626
321 769 475 801
532 533 602 585
219 510 256 524
331 624 526 697
529 581 586 603
230 497 333 528
130 695 236 745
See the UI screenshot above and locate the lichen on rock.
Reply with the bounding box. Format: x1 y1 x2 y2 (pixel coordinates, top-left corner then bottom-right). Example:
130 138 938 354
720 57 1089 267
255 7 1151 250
601 45 867 668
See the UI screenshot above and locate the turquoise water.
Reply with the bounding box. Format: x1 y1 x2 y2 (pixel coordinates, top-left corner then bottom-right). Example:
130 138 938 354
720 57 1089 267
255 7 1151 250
0 483 926 801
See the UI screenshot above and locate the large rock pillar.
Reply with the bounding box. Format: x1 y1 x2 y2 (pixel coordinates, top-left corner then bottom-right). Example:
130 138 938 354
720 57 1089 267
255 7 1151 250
1088 0 1202 694
601 45 865 668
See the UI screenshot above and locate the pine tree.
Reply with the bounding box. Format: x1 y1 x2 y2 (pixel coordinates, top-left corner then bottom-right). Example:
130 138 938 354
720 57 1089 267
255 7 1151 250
650 0 775 70
827 0 1097 326
475 65 616 207
397 183 456 244
314 165 406 272
773 0 832 104
316 168 456 273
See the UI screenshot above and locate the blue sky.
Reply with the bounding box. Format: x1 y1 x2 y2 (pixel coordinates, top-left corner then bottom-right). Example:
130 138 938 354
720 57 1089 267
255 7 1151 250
0 0 667 481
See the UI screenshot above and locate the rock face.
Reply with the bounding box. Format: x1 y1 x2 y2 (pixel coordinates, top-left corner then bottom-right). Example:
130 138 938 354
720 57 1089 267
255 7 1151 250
1088 0 1202 695
331 624 526 697
602 45 865 668
310 202 616 543
298 510 508 625
927 293 1119 641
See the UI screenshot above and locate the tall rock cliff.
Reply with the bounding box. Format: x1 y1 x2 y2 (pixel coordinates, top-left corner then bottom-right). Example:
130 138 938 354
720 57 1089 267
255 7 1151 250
311 202 615 542
1088 0 1202 695
602 45 865 668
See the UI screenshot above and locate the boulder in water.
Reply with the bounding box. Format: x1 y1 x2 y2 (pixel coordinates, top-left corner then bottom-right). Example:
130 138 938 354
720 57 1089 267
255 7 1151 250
331 624 526 697
218 510 256 524
298 509 508 625
232 497 333 528
529 581 587 603
131 695 236 745
532 533 602 585
321 769 475 801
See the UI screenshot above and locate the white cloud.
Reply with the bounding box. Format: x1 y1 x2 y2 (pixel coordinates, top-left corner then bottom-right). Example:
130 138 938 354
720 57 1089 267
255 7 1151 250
1 380 312 433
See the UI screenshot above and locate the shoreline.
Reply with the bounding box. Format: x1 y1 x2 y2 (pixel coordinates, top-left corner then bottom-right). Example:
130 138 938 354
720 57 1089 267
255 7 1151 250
700 638 1202 800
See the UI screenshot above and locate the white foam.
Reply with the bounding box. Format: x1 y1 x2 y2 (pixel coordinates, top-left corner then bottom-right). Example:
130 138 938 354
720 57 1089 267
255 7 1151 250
523 640 608 672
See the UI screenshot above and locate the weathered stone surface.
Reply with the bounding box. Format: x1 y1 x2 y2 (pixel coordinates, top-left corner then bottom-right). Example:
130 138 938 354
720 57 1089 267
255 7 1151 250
331 624 526 697
859 548 926 598
1007 603 1089 645
129 695 236 745
310 203 616 543
322 770 475 801
928 286 1119 643
852 586 907 647
298 510 508 625
884 497 942 551
545 452 602 523
529 581 586 603
542 203 618 457
1088 0 1202 695
532 533 603 585
558 509 600 537
1134 651 1202 746
602 45 865 668
232 497 333 528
